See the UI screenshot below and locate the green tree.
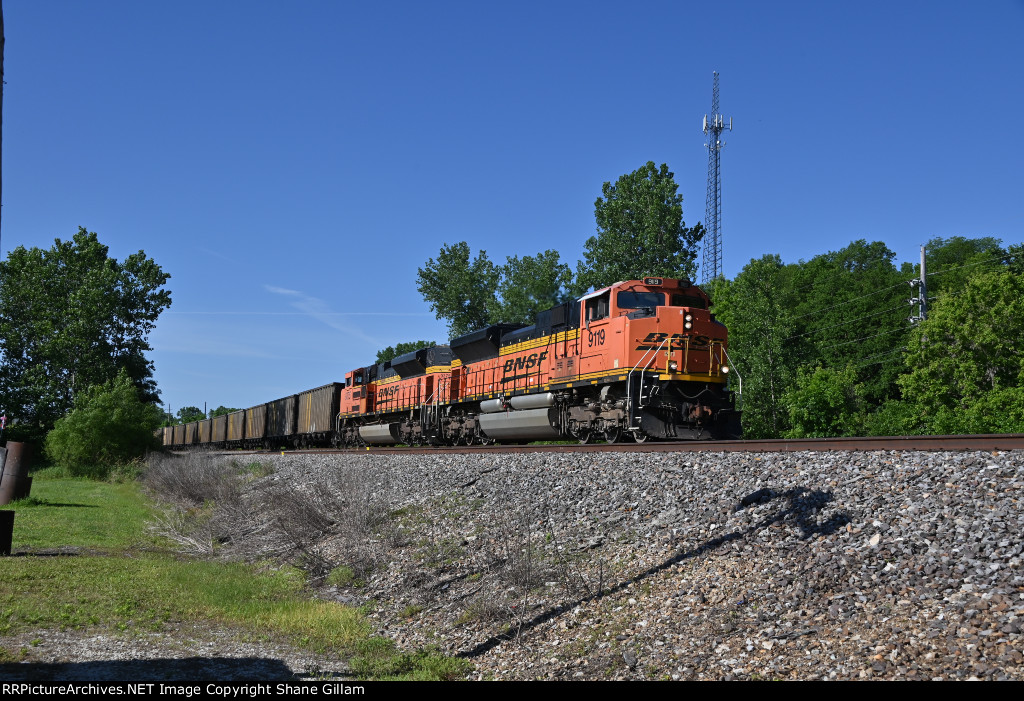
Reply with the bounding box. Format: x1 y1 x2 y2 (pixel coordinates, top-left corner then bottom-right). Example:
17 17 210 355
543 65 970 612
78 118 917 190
952 388 1024 434
416 242 498 338
417 243 574 336
376 340 437 365
492 250 573 324
0 228 171 441
861 399 928 437
899 266 1024 434
784 365 864 438
44 369 162 474
701 277 733 321
209 405 239 418
786 240 910 407
718 255 797 438
176 406 205 424
576 161 704 293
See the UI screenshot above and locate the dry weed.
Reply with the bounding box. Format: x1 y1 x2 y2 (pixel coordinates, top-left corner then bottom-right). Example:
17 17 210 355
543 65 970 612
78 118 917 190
144 453 392 579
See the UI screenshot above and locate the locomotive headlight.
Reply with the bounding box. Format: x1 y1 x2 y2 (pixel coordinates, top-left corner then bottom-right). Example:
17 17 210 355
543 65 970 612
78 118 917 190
668 360 678 371
684 321 692 330
684 314 693 322
721 365 730 374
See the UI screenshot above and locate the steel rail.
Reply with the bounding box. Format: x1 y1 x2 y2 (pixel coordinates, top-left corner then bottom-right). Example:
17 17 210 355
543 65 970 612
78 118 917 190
217 433 1024 457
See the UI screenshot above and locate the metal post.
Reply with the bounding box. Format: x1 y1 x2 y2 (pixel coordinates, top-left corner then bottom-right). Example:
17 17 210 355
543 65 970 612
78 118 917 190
0 441 32 505
0 512 13 556
919 245 927 321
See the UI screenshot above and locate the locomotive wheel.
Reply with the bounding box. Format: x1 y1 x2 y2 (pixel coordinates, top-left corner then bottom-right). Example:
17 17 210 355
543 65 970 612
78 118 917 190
576 428 593 445
633 431 650 444
603 426 622 444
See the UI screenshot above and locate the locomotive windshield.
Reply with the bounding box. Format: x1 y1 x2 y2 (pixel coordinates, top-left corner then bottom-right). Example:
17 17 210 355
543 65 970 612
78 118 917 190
617 291 665 309
670 293 707 309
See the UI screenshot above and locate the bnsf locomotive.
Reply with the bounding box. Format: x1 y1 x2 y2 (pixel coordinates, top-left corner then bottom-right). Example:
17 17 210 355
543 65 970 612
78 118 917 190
162 277 741 449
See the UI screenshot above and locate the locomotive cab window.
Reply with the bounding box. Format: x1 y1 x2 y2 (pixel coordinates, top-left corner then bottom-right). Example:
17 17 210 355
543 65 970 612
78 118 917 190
671 293 707 309
618 291 665 309
585 291 611 321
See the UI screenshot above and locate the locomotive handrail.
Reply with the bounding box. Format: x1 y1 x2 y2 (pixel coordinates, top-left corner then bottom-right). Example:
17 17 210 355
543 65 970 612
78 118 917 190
721 347 742 402
626 336 669 430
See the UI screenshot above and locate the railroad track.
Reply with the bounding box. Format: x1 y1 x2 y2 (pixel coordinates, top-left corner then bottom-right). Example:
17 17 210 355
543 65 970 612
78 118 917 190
215 433 1024 457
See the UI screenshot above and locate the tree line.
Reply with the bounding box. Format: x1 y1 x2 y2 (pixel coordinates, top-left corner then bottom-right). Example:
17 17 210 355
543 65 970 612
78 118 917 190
709 236 1024 438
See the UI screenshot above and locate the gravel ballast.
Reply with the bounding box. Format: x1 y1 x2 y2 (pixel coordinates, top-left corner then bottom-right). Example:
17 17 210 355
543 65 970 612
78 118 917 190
302 447 1024 680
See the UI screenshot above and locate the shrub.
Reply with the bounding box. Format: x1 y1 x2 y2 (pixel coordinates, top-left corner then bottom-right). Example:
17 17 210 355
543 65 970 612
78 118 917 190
783 365 864 438
44 370 162 474
861 399 928 437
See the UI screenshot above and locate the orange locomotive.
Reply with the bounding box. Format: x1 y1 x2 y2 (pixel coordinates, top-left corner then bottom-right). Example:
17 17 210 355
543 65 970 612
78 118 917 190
336 277 741 446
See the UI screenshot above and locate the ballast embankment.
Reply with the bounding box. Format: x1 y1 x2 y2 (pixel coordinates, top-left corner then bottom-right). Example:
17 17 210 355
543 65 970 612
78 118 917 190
266 448 1023 680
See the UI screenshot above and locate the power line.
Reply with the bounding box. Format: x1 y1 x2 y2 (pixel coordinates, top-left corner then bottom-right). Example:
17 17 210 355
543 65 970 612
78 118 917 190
787 279 911 323
856 347 907 364
811 325 909 352
784 303 908 342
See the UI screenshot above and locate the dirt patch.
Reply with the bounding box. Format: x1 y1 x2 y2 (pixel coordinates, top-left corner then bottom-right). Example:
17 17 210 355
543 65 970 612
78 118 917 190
0 621 352 681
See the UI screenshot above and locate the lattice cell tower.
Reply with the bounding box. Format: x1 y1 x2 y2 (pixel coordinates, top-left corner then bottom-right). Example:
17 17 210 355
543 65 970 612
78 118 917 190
702 71 732 284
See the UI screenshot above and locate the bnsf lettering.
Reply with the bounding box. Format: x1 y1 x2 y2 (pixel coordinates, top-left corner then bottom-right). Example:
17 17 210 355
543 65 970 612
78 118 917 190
377 385 401 398
634 333 725 351
502 351 549 374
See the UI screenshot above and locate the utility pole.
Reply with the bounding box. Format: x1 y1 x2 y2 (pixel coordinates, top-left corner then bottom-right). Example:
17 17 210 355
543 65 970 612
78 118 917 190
702 71 732 285
909 245 927 323
1 0 6 251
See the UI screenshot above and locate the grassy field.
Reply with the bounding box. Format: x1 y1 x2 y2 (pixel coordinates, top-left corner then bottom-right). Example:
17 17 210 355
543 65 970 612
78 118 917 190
0 475 469 680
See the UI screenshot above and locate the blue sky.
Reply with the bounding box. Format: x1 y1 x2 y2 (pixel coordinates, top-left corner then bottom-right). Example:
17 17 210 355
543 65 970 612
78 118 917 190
3 0 1022 416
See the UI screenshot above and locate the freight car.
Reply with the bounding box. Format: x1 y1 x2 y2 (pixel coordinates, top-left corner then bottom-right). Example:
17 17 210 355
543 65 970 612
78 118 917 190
163 277 740 450
167 383 345 450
